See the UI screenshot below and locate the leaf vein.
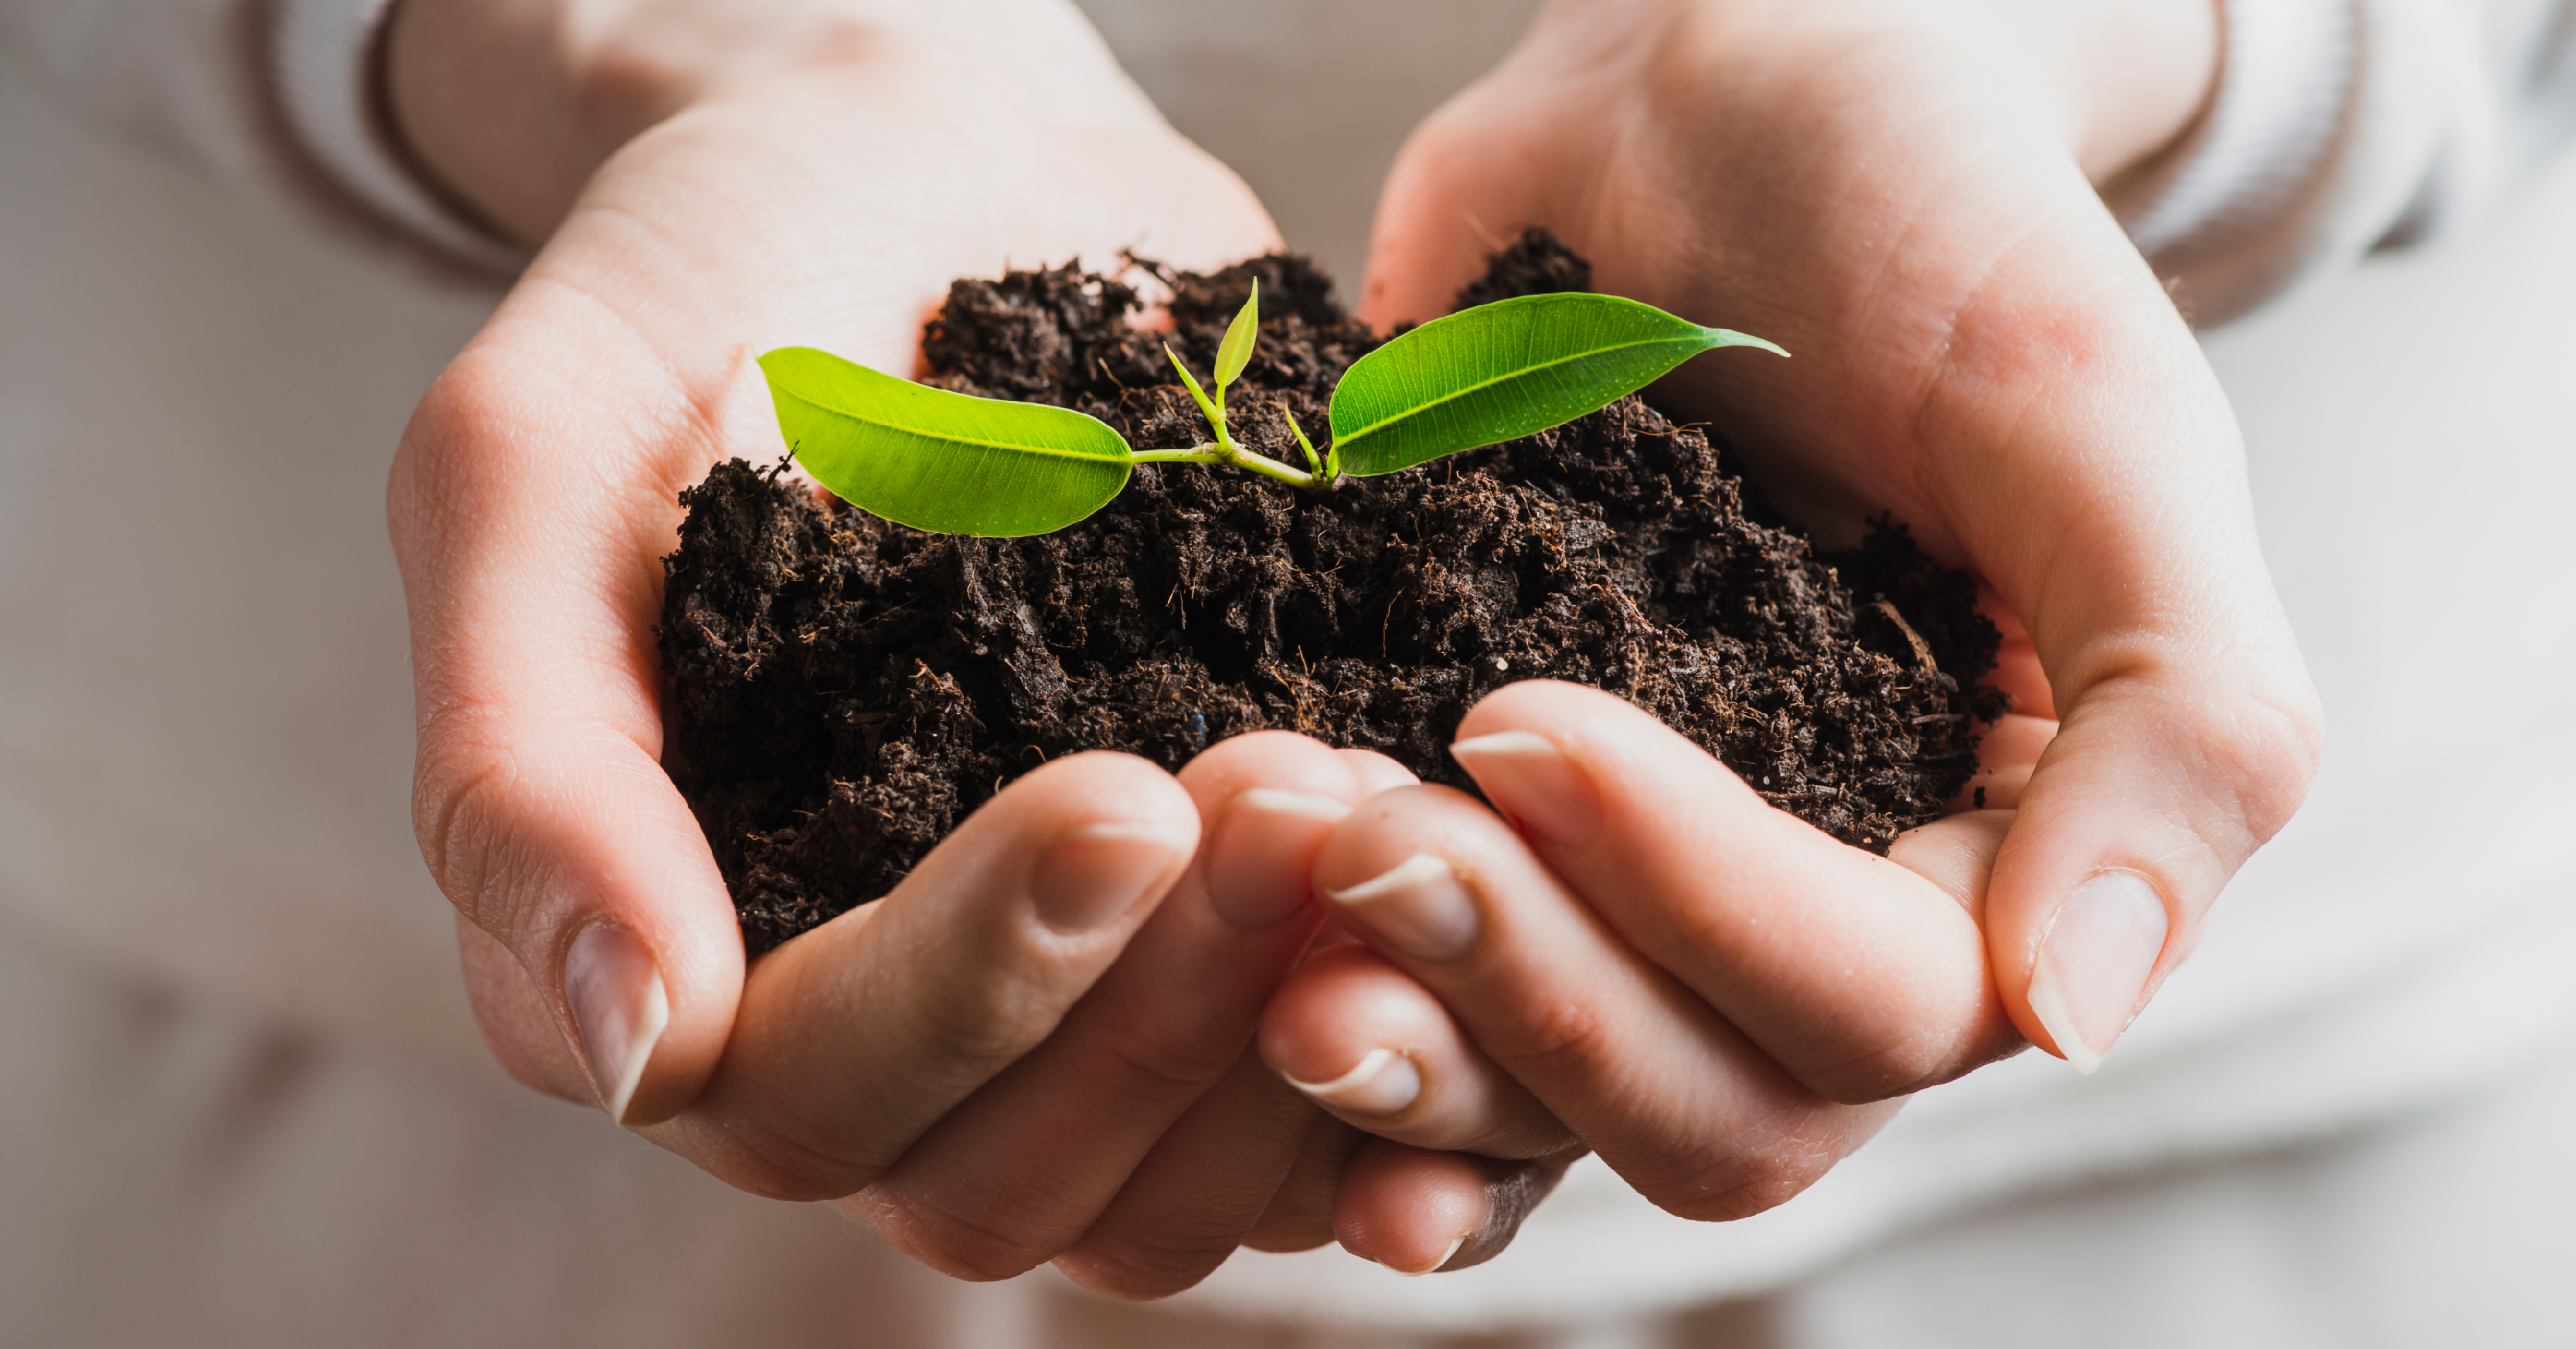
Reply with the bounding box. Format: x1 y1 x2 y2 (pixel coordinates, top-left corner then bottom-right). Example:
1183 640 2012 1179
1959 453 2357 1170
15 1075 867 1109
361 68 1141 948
778 390 1127 464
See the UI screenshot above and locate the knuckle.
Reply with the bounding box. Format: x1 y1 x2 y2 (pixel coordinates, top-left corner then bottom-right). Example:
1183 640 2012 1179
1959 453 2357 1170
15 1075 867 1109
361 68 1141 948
710 1118 881 1204
907 955 1066 1078
864 1185 1074 1283
412 709 527 934
2203 657 2327 845
2070 644 2328 875
455 919 590 1101
1061 1232 1224 1300
1097 1020 1246 1100
390 362 516 534
1482 989 1620 1088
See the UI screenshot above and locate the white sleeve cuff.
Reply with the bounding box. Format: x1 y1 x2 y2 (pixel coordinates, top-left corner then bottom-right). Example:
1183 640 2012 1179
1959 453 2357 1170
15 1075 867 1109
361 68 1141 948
2107 0 2364 324
270 0 528 274
2117 0 2359 257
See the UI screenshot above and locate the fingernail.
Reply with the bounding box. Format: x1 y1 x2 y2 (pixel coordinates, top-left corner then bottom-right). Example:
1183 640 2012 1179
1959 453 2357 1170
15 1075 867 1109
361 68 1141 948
564 923 669 1125
1328 855 1479 963
1449 732 1603 845
1394 1232 1472 1277
1284 1047 1422 1116
1208 789 1352 931
2027 871 2169 1074
1032 821 1194 933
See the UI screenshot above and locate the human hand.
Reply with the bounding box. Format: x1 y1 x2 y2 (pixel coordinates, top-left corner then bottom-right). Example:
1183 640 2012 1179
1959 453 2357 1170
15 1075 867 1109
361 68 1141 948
383 0 1519 1293
1256 0 2324 1218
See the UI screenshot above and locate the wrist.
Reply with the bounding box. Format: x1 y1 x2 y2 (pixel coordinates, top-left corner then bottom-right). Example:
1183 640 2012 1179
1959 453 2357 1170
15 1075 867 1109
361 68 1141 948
381 0 1112 246
382 0 618 246
2056 0 2223 185
1529 0 2219 186
1942 0 2220 185
384 0 860 243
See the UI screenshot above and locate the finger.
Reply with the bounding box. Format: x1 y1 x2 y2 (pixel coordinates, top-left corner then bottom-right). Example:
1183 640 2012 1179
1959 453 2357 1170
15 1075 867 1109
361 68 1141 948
1880 196 2326 1075
417 711 736 1128
844 732 1380 1279
387 0 1291 1154
1315 784 1900 1220
648 752 1195 1201
1259 943 1574 1157
1919 328 2322 1073
1451 683 2020 1100
394 311 767 1130
1296 750 1419 961
1912 254 2326 1072
1052 1049 1319 1300
1979 581 2055 719
1357 0 2322 1082
1244 1116 1367 1253
1953 712 2058 812
1887 809 2017 921
1332 1140 1584 1276
1339 747 1422 795
1990 649 2319 1072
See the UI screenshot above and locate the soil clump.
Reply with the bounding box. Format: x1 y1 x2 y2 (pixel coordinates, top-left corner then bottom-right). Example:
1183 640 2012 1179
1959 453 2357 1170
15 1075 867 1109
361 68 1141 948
660 232 2005 953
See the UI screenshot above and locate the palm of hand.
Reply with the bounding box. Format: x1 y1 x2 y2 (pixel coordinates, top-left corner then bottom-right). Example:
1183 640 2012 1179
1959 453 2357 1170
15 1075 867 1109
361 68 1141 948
1258 0 2317 1218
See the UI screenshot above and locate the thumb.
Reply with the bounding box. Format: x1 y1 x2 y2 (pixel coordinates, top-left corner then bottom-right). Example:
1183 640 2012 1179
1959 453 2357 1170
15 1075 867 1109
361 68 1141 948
416 703 744 1124
1985 547 2323 1073
395 355 745 1128
1887 206 2328 1076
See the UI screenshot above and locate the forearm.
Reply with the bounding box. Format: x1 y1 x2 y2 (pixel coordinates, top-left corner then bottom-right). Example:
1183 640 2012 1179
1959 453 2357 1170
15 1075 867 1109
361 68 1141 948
382 0 830 244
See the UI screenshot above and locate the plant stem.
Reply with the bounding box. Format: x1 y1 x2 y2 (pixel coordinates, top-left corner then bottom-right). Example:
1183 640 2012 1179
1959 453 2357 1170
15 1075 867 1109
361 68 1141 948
1224 451 1320 490
1132 443 1318 489
1157 343 1334 492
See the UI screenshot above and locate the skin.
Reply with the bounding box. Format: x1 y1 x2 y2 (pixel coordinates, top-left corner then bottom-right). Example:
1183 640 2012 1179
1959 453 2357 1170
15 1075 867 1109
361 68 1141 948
386 0 1510 1291
1259 0 2324 1223
390 0 2312 1286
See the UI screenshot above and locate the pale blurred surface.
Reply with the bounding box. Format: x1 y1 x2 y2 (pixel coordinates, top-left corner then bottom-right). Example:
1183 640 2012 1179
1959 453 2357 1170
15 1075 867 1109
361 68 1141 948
2 2 2574 1344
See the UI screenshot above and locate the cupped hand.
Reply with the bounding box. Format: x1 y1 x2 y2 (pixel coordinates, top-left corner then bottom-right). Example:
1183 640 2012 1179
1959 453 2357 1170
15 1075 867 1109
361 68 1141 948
1362 0 2319 1079
1257 0 2325 1219
384 0 1517 1293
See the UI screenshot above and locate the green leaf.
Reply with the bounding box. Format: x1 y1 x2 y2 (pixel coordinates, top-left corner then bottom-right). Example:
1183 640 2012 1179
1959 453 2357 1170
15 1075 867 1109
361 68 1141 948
761 347 1132 537
1326 292 1786 477
1214 277 1260 391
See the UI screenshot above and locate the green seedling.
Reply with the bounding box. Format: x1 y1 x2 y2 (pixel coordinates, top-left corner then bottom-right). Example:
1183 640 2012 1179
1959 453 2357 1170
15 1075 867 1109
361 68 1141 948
759 280 1785 537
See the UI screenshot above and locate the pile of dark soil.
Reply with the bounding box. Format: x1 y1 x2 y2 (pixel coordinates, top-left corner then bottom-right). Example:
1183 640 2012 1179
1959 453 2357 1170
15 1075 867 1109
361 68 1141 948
660 232 2005 953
